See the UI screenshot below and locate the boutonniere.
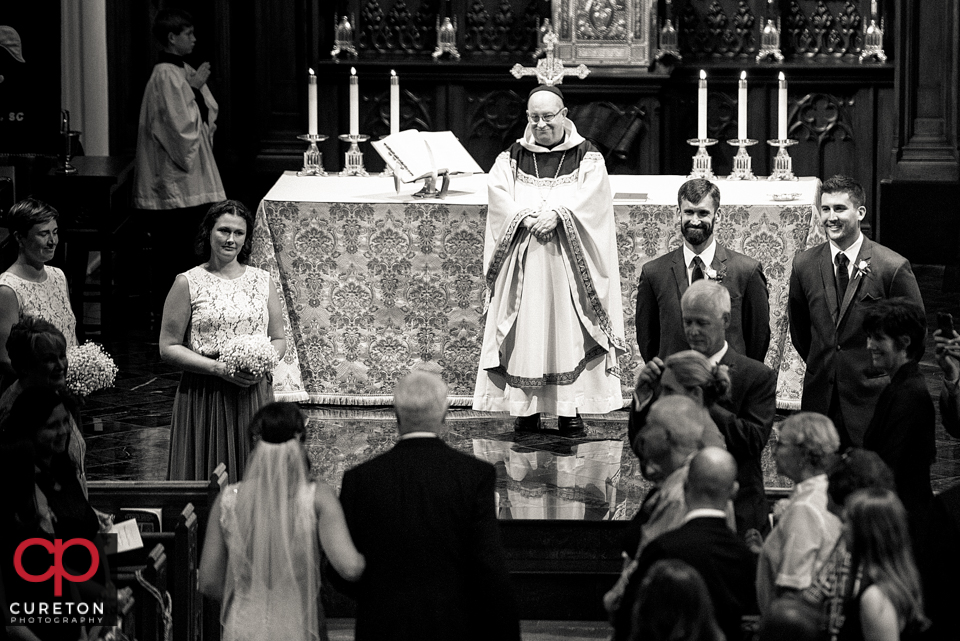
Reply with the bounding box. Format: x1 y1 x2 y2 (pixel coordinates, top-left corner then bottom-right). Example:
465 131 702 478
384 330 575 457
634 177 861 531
704 264 727 283
854 259 871 279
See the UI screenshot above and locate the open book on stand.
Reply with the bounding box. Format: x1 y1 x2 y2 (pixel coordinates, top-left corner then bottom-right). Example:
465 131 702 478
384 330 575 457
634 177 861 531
371 130 483 199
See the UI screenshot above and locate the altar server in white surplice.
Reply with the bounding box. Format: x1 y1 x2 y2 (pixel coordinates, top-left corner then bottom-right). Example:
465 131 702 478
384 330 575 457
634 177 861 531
472 85 626 436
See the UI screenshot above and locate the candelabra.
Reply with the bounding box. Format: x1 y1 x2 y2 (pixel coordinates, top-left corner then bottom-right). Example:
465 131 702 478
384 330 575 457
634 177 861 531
767 139 798 181
296 134 328 176
726 139 758 180
687 139 717 180
338 134 369 176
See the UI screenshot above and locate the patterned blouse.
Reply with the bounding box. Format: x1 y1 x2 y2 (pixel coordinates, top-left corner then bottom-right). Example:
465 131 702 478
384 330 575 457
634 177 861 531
183 266 271 357
0 267 78 346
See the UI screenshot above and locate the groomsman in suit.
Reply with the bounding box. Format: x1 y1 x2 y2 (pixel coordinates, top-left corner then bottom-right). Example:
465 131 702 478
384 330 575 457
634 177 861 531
611 447 758 641
636 178 771 363
788 175 924 448
338 370 521 641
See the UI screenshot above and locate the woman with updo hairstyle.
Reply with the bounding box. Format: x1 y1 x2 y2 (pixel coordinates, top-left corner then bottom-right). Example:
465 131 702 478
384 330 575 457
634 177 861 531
160 199 286 482
0 198 78 390
199 402 363 641
629 559 724 641
840 488 928 641
757 412 842 614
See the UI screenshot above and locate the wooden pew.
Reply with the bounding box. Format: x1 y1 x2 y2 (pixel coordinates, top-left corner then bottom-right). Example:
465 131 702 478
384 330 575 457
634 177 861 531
112 543 167 641
89 463 227 641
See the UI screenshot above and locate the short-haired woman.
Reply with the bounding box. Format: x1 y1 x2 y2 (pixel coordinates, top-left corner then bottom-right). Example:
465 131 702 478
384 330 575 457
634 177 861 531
862 297 935 532
757 412 842 613
0 198 77 390
160 200 285 482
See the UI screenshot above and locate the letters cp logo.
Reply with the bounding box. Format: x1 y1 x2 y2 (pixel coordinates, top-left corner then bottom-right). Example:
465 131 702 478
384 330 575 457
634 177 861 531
14 538 99 596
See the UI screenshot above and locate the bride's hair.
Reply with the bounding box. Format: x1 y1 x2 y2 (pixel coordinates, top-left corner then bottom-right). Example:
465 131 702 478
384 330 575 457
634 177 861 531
248 402 307 446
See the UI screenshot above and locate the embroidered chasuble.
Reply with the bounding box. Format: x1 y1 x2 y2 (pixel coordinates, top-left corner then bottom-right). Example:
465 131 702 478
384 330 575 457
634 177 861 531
472 121 626 417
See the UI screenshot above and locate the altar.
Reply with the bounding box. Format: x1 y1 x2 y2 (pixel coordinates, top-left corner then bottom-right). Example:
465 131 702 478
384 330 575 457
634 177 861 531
250 173 823 409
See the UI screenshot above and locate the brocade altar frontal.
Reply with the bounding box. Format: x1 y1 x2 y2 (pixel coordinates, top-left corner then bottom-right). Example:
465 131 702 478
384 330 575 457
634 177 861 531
251 172 823 407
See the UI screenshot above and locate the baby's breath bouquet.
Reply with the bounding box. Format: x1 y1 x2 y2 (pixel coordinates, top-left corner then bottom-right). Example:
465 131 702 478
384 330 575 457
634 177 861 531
65 342 119 397
219 334 279 377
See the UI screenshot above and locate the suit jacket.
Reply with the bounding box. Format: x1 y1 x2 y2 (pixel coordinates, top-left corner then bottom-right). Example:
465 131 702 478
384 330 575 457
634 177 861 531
612 516 759 641
863 361 935 520
339 437 521 641
788 237 924 446
636 243 771 362
714 347 777 536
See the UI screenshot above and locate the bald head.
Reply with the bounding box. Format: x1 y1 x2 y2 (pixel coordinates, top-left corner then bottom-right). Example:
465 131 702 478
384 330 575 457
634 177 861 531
685 447 739 510
393 370 449 434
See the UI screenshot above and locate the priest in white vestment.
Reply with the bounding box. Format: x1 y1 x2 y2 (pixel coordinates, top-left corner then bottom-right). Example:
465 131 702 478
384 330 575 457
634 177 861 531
472 85 626 435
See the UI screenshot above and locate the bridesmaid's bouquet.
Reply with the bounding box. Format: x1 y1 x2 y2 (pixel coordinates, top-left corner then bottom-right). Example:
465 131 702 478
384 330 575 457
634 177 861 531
219 335 279 377
65 342 119 397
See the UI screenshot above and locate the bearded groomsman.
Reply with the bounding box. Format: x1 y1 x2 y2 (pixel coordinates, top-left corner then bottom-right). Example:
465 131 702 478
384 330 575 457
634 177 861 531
788 174 924 448
636 179 771 364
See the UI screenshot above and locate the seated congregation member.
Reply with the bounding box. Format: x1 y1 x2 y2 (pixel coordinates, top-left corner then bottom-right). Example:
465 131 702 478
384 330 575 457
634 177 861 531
0 388 110 641
338 370 521 641
612 447 758 641
636 178 771 364
801 449 895 641
862 298 935 532
160 200 286 482
627 349 728 452
0 317 86 493
840 489 928 641
627 559 724 641
199 402 364 641
757 412 842 614
0 198 78 391
672 280 776 537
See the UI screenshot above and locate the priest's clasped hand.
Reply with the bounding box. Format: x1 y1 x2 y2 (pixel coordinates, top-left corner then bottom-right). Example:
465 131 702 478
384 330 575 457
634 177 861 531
523 209 559 242
188 61 212 89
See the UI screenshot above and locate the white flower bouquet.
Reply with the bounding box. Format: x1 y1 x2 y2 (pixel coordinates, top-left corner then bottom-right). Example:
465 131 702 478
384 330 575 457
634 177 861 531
219 334 279 377
65 342 119 397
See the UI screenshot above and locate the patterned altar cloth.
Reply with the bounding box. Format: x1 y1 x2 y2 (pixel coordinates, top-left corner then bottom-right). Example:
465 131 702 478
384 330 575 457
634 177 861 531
250 174 824 408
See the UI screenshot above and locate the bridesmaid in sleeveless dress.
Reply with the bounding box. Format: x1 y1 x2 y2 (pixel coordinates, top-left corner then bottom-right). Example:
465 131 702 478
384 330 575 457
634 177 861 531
160 200 286 481
0 198 78 392
199 403 364 641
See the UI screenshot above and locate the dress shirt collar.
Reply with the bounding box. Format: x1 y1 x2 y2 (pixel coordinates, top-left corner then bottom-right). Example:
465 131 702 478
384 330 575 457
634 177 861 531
682 508 727 524
829 232 864 278
682 238 717 284
706 341 729 367
399 431 440 440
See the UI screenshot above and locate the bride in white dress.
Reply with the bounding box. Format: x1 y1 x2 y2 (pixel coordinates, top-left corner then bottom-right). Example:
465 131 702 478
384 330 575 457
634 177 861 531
199 403 365 641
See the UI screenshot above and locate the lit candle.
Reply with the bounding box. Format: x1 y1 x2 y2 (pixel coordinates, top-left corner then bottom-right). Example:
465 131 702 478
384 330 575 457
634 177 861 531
698 70 707 140
778 72 788 140
349 67 359 136
308 68 317 136
738 71 747 140
390 70 399 136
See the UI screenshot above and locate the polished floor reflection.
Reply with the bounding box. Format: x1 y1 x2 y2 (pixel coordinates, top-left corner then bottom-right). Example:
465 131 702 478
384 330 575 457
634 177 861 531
83 265 960 518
